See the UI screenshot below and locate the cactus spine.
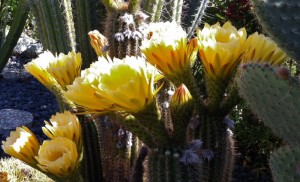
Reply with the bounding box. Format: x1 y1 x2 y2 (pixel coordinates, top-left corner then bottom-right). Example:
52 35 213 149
182 0 208 39
0 0 29 72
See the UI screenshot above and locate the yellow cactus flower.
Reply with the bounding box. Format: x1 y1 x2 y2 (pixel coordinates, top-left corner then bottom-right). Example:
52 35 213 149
24 51 82 91
88 30 108 56
64 56 157 114
140 22 198 80
1 126 40 166
24 51 60 89
42 111 82 148
197 21 247 80
35 137 78 177
47 52 82 90
241 32 287 65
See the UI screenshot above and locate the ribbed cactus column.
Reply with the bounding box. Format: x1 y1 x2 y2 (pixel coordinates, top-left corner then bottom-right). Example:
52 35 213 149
144 147 202 182
199 116 234 182
80 117 104 182
104 9 147 58
30 0 75 54
72 0 106 68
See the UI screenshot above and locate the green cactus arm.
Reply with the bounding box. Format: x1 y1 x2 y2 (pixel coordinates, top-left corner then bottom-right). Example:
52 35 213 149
250 0 300 64
270 146 300 182
0 0 29 73
142 0 164 22
128 0 141 13
73 0 98 69
61 0 77 51
237 63 300 146
199 116 234 182
80 116 104 182
30 0 75 54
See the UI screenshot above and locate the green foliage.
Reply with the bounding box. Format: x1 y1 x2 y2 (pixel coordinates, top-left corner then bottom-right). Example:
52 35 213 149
233 106 282 177
0 0 9 46
204 0 261 34
0 0 29 73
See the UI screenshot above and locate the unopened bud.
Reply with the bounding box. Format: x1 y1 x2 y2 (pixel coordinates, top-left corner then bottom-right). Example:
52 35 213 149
276 66 290 80
88 30 108 56
170 84 192 107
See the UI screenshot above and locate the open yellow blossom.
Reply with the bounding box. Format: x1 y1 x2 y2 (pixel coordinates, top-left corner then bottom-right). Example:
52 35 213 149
24 51 59 89
42 111 82 148
197 21 247 80
88 30 108 56
64 56 157 114
35 137 78 177
140 22 198 81
47 52 82 90
1 126 40 166
241 32 287 65
24 51 82 91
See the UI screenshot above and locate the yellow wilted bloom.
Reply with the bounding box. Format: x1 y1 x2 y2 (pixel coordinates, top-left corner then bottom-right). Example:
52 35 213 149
140 22 198 80
1 126 40 166
24 51 82 91
35 137 78 177
42 111 82 148
88 30 108 56
241 32 287 65
197 21 247 80
64 56 157 114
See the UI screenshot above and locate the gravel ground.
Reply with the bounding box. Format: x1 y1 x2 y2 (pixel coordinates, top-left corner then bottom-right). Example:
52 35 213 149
0 56 58 157
0 56 273 181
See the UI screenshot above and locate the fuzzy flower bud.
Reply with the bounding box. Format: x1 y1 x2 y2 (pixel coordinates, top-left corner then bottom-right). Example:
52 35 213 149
170 84 193 107
42 111 82 149
88 30 108 57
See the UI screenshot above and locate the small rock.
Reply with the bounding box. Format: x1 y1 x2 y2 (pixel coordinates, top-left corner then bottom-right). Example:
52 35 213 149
0 109 33 136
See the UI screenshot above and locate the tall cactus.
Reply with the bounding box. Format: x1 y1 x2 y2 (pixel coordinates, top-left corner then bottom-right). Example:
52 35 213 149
0 0 29 73
29 0 75 54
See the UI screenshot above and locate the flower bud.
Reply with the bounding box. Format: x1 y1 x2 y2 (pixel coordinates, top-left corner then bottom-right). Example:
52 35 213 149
1 126 40 166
